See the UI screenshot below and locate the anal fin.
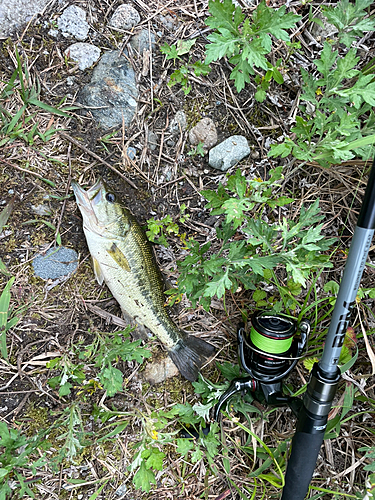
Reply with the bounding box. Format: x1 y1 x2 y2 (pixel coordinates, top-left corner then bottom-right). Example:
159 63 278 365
92 257 105 285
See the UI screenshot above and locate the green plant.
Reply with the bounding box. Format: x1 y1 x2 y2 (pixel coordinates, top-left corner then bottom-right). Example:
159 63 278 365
254 59 284 103
48 327 151 398
79 328 151 397
168 167 336 311
0 48 71 146
160 39 210 95
0 277 20 360
0 421 47 499
269 42 375 167
146 214 179 247
187 141 206 157
321 0 375 48
47 355 86 397
204 0 301 94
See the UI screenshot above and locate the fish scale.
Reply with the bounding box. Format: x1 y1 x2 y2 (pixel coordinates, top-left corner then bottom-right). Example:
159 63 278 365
72 179 215 381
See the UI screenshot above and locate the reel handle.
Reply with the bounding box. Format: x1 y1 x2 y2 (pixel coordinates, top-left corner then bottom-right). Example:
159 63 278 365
214 377 256 421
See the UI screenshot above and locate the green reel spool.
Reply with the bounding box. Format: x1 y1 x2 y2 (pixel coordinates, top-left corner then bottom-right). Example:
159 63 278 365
250 326 294 354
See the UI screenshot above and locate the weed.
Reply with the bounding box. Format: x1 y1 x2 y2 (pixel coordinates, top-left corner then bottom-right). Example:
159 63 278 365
0 277 20 360
146 214 179 247
269 42 375 166
0 48 72 146
160 39 210 95
321 0 375 48
0 421 47 499
47 327 151 398
187 141 206 157
168 167 336 311
204 0 300 95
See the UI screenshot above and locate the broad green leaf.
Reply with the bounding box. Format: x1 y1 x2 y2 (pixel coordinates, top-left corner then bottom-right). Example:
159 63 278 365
133 462 156 492
99 367 123 397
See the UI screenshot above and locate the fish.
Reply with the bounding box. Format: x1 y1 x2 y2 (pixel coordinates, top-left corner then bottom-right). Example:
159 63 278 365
72 179 214 381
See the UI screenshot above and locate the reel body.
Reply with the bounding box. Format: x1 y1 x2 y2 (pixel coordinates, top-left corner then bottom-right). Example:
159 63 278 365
215 311 310 420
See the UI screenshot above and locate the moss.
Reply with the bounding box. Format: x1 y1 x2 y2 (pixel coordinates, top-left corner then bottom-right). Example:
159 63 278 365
24 402 50 437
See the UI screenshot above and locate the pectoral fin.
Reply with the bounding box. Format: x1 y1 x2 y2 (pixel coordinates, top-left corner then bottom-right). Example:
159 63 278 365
107 242 131 272
92 257 105 285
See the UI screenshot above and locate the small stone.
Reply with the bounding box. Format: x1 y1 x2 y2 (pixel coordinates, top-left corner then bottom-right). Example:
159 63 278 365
147 131 158 150
64 43 101 70
169 110 187 135
127 146 136 160
78 50 138 130
31 204 51 216
109 4 140 30
115 484 127 496
33 246 79 280
130 29 156 53
189 117 217 150
208 135 250 172
142 356 179 384
57 5 89 41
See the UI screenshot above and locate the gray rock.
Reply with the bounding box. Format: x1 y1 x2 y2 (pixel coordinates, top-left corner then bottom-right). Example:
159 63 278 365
31 204 51 216
33 246 79 280
57 5 89 41
109 4 140 30
310 14 338 42
169 110 187 135
130 29 156 53
0 0 50 37
189 117 217 150
209 135 250 171
127 146 136 160
142 356 179 384
64 43 101 71
115 483 127 497
78 50 138 130
147 131 158 150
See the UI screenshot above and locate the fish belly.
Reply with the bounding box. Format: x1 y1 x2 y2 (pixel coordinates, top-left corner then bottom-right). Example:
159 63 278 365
85 232 180 350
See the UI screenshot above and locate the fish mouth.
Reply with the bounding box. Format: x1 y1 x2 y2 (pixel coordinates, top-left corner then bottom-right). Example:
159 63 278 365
72 179 104 207
72 179 105 228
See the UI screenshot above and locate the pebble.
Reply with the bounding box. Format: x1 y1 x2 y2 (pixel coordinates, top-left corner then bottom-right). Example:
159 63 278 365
78 50 138 130
32 246 79 280
169 110 187 135
142 356 179 385
57 5 89 41
109 4 140 30
64 43 101 71
0 0 50 37
189 117 217 151
126 146 136 160
115 484 127 497
130 28 156 53
31 204 51 216
147 131 158 150
208 135 250 171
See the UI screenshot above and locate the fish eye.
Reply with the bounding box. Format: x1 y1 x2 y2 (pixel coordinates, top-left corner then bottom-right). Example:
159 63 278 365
105 193 116 203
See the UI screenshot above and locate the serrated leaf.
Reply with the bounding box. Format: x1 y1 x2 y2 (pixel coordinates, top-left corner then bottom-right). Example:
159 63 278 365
145 447 165 471
99 367 123 397
176 438 194 457
133 462 156 492
176 39 196 55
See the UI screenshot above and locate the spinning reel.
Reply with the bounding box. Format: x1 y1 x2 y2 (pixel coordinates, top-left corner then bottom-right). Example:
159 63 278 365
215 311 310 420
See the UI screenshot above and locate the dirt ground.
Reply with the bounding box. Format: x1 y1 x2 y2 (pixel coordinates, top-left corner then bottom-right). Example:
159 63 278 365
1 0 375 499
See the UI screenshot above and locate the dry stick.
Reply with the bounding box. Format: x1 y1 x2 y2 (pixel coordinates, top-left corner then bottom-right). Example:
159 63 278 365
54 143 72 244
58 130 138 190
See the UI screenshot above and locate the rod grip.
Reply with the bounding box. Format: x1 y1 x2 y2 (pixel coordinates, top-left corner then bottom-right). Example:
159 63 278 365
281 425 325 500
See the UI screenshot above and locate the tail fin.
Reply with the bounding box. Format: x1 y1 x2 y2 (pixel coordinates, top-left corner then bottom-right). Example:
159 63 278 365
168 335 215 381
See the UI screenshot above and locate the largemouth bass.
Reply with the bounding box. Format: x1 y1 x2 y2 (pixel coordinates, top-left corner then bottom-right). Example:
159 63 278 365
72 179 214 381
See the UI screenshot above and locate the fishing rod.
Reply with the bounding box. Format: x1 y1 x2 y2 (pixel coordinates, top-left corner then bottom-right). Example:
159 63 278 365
281 158 375 499
214 157 375 499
